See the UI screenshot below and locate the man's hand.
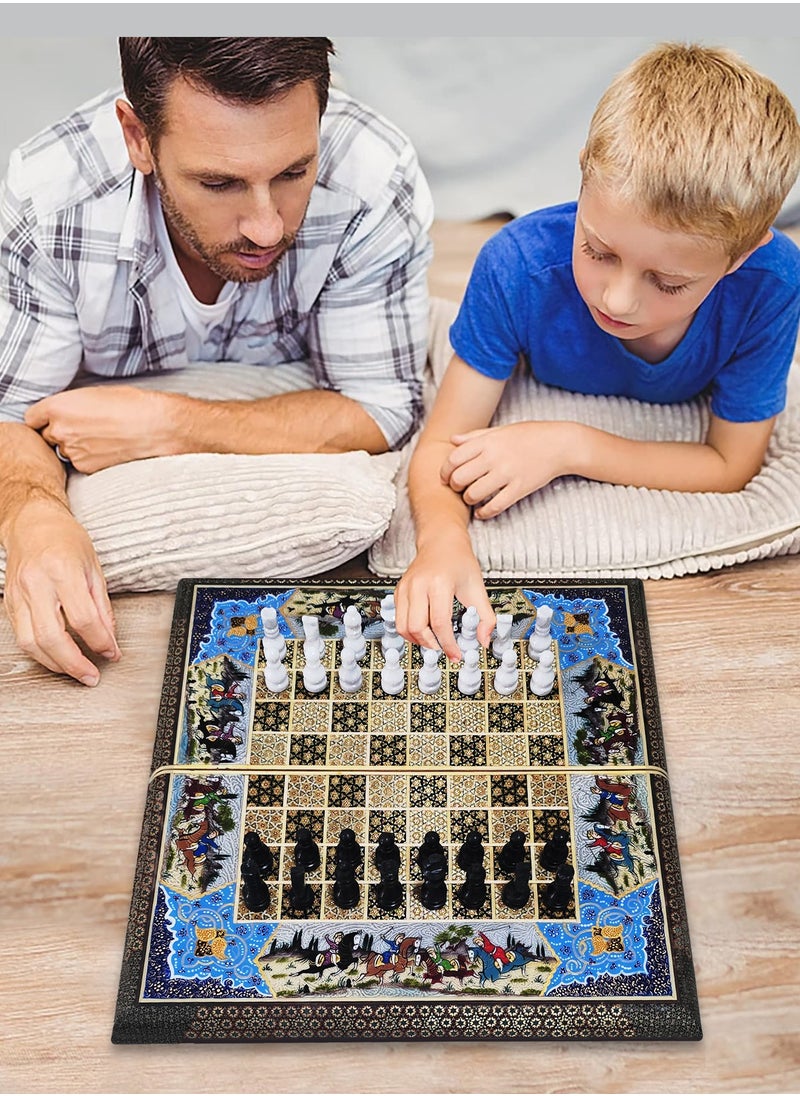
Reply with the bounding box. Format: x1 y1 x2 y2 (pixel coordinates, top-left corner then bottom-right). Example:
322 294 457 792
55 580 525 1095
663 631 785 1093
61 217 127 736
24 387 178 473
441 421 579 519
395 531 495 663
4 499 120 684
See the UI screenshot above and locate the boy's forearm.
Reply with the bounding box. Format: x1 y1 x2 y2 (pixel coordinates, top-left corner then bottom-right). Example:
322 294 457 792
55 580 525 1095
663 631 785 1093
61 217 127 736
408 438 473 549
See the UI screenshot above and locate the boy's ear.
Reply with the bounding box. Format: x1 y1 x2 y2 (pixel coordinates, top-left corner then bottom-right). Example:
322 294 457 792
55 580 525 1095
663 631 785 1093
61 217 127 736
578 146 586 171
726 230 773 275
115 98 156 176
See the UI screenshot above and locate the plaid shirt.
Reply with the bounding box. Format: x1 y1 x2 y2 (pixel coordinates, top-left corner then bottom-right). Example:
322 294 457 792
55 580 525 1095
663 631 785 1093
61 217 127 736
0 87 433 448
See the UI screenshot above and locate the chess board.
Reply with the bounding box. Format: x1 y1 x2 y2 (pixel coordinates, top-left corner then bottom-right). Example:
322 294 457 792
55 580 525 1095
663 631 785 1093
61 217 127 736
112 577 701 1042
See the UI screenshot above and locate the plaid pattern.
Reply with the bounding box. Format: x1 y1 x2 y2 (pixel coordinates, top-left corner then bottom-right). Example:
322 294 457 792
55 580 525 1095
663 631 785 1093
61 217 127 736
0 88 433 448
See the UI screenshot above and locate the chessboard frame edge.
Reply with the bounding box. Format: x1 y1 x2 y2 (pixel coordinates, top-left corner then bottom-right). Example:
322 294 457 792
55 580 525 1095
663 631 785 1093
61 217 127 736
111 574 702 1044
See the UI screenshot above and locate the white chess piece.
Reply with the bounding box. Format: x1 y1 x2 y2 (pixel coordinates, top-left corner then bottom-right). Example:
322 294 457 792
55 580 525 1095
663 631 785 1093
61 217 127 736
457 605 480 654
417 646 442 695
529 648 556 697
337 646 363 693
528 605 554 661
380 646 405 695
260 606 286 661
264 649 289 694
302 614 326 662
493 648 519 696
457 648 482 696
491 612 513 659
302 648 328 694
380 593 405 655
342 604 367 662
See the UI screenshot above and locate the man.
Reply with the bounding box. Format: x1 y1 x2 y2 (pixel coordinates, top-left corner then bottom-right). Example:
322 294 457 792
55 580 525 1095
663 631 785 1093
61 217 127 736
0 38 433 686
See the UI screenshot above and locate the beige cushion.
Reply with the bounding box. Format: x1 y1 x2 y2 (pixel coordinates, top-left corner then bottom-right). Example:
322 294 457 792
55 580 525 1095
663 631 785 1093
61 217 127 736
369 298 800 579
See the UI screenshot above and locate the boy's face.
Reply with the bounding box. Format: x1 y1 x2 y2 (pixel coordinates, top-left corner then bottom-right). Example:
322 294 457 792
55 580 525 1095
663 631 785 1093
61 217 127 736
572 183 737 357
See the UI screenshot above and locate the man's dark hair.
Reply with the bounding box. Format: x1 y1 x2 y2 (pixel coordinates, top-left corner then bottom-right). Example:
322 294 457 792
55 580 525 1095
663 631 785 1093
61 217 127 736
118 38 334 139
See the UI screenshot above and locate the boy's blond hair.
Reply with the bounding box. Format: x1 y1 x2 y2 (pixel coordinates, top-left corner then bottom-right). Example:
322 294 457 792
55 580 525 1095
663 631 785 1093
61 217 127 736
581 42 800 260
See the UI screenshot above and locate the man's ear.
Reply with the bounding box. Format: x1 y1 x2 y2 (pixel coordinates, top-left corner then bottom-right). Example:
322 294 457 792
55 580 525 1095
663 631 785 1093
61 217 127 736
115 98 155 175
726 230 773 275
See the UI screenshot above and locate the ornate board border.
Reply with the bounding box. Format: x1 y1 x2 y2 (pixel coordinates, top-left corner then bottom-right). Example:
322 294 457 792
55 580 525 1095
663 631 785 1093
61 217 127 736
112 577 701 1042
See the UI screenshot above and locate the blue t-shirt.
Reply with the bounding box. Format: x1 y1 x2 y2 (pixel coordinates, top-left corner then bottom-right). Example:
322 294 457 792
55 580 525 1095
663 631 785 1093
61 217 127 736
450 202 800 422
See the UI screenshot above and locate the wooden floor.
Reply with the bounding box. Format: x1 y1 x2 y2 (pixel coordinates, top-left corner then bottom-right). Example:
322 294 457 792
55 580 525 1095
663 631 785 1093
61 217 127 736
2 221 799 1093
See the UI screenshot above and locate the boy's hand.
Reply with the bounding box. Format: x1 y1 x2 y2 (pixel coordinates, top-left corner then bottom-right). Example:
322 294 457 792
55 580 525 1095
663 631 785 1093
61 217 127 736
395 533 495 663
442 421 577 519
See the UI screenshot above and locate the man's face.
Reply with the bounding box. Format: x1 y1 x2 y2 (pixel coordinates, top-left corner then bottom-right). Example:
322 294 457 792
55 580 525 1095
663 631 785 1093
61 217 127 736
141 77 321 284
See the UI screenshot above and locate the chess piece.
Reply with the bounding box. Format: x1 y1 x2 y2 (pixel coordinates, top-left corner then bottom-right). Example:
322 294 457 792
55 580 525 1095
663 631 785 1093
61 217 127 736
332 861 361 909
497 829 528 875
334 827 363 871
539 829 570 872
542 863 575 913
419 851 448 910
342 604 367 661
416 830 446 873
243 831 274 876
337 646 363 693
492 648 519 696
380 647 405 695
456 829 484 871
241 857 272 913
374 831 401 873
289 864 314 911
529 648 556 697
260 606 286 661
293 826 320 872
527 604 554 660
301 614 326 660
457 605 480 654
501 860 532 910
380 593 405 655
375 860 404 911
302 647 328 694
457 861 487 911
417 646 442 695
457 648 481 696
263 649 289 694
491 612 514 659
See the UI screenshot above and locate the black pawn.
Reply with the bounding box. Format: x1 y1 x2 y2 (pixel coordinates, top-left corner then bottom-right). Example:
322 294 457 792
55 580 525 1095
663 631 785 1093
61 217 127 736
241 859 272 913
539 829 570 872
416 830 446 873
497 829 528 876
374 831 401 874
243 830 274 876
457 829 484 871
543 864 575 913
457 861 487 911
332 861 361 909
501 860 532 910
335 828 363 871
419 851 448 910
289 864 314 912
375 860 404 911
294 826 320 872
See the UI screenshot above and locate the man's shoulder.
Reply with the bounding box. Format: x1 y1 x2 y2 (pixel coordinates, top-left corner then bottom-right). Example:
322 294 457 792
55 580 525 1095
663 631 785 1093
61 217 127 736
480 202 576 277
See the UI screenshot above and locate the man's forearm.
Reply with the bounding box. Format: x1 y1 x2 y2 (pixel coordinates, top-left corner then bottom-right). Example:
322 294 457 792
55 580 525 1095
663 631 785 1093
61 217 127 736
0 422 69 543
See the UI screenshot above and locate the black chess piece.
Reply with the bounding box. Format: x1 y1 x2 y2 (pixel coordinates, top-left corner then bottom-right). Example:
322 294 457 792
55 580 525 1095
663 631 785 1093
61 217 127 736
293 826 321 872
416 830 446 873
497 829 528 875
375 860 404 911
374 831 401 873
241 859 272 913
501 860 532 910
457 861 487 911
456 829 485 871
335 828 363 871
542 863 575 913
243 830 274 876
539 829 570 872
289 864 314 912
419 850 448 910
332 861 361 909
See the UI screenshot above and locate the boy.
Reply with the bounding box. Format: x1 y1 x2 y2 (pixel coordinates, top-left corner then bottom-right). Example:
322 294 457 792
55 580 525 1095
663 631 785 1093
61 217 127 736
395 43 800 660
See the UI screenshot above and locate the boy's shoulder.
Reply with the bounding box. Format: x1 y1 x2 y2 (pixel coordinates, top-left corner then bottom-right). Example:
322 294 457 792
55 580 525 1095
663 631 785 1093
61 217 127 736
481 202 576 276
740 227 800 288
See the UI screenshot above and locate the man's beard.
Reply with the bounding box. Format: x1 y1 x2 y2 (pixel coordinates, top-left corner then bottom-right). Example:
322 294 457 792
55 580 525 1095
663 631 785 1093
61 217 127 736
153 172 297 284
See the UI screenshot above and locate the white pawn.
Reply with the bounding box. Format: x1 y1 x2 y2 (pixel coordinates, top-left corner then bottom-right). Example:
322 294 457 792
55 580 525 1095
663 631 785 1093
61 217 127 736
380 593 405 656
380 647 405 695
529 648 556 697
528 604 554 661
264 649 289 694
417 646 442 695
337 646 363 693
342 604 367 661
457 605 480 654
457 648 482 696
493 648 519 696
302 614 326 662
302 649 328 694
260 606 286 661
491 612 514 660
